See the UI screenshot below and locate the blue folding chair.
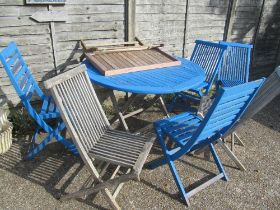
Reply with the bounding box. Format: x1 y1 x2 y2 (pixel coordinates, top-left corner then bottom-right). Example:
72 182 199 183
217 41 253 148
169 40 227 112
218 41 252 87
0 42 78 160
149 78 265 206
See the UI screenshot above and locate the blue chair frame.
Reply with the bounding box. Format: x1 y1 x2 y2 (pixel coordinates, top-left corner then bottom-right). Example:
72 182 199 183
0 42 78 160
169 40 227 111
218 41 253 87
149 78 265 206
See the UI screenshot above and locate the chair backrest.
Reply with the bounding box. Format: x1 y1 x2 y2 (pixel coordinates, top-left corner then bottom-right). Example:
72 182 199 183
186 78 265 150
44 65 110 155
0 42 44 103
226 66 280 135
190 40 227 93
218 41 252 83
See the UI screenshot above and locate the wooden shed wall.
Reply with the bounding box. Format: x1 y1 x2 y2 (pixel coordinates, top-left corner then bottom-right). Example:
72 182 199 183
0 0 125 106
0 0 279 106
226 0 280 77
136 0 230 57
136 0 280 76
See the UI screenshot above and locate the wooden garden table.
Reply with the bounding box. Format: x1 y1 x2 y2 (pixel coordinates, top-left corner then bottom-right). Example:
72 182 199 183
85 57 205 132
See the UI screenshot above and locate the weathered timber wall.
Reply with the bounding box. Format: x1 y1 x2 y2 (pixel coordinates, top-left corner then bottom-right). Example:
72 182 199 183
0 0 279 106
136 0 280 76
136 0 230 57
226 0 280 77
0 0 125 106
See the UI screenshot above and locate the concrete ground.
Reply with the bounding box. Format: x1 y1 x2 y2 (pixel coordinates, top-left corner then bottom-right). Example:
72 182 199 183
0 96 279 210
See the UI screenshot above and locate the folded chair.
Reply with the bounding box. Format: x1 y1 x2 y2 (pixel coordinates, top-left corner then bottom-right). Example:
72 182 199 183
227 66 280 135
44 65 154 210
168 40 227 112
218 41 252 87
149 78 265 206
0 42 78 160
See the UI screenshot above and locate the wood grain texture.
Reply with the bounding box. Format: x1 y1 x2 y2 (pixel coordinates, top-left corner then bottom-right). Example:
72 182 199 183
86 48 181 76
0 1 125 106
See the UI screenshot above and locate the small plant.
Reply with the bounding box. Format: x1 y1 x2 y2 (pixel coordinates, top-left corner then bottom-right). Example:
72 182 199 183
102 103 115 117
8 107 35 135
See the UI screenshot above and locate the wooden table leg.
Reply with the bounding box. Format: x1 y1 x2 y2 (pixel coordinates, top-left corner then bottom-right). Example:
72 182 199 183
109 92 170 132
158 96 170 118
109 90 130 132
110 93 138 124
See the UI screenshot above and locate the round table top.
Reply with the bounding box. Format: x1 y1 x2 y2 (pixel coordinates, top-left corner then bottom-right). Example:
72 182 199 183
85 57 205 94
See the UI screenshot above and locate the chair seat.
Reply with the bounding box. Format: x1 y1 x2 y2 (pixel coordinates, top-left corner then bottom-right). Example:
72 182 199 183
89 129 154 170
220 79 245 87
155 112 202 146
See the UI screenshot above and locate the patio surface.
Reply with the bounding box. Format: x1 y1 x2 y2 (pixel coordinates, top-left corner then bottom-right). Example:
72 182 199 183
0 96 279 210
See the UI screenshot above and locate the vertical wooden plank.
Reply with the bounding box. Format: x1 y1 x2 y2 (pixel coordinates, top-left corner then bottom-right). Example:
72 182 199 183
223 0 238 41
250 0 266 75
49 5 58 72
182 0 189 57
276 41 280 67
125 0 136 42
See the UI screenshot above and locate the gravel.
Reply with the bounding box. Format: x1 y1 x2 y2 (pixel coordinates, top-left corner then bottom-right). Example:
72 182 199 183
0 96 279 210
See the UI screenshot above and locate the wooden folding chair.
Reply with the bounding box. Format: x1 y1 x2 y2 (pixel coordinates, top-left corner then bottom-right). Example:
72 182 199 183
148 78 265 206
168 40 227 111
0 42 78 160
44 65 154 209
227 66 280 135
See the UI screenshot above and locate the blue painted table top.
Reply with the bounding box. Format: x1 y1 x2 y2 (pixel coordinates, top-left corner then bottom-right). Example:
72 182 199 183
85 57 205 94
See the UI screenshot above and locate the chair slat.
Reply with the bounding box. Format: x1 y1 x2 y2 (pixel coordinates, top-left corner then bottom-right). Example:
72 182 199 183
1 42 17 60
218 41 252 86
190 79 264 144
0 42 78 160
168 40 227 112
67 78 102 146
7 51 19 67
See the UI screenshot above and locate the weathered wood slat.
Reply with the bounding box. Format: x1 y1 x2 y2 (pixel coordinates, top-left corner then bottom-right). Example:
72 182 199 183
44 65 154 209
86 48 180 75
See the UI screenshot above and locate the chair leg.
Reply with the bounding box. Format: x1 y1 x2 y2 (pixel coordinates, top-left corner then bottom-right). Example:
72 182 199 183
209 143 228 181
31 127 40 149
217 139 246 171
167 158 190 206
168 93 179 112
231 133 235 152
53 121 78 155
152 129 190 205
102 189 121 210
26 121 78 160
233 132 245 146
25 132 54 160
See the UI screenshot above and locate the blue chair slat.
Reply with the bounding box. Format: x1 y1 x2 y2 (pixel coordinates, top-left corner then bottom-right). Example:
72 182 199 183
149 78 265 206
0 42 78 159
190 40 227 93
168 40 227 112
218 41 252 87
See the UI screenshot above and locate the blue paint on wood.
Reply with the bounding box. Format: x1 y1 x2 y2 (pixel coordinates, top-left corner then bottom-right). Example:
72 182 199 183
169 40 228 112
85 57 206 94
0 42 78 159
149 78 265 205
218 41 252 87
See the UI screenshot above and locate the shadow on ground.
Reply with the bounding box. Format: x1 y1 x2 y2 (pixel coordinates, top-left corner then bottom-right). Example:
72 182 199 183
0 96 279 209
